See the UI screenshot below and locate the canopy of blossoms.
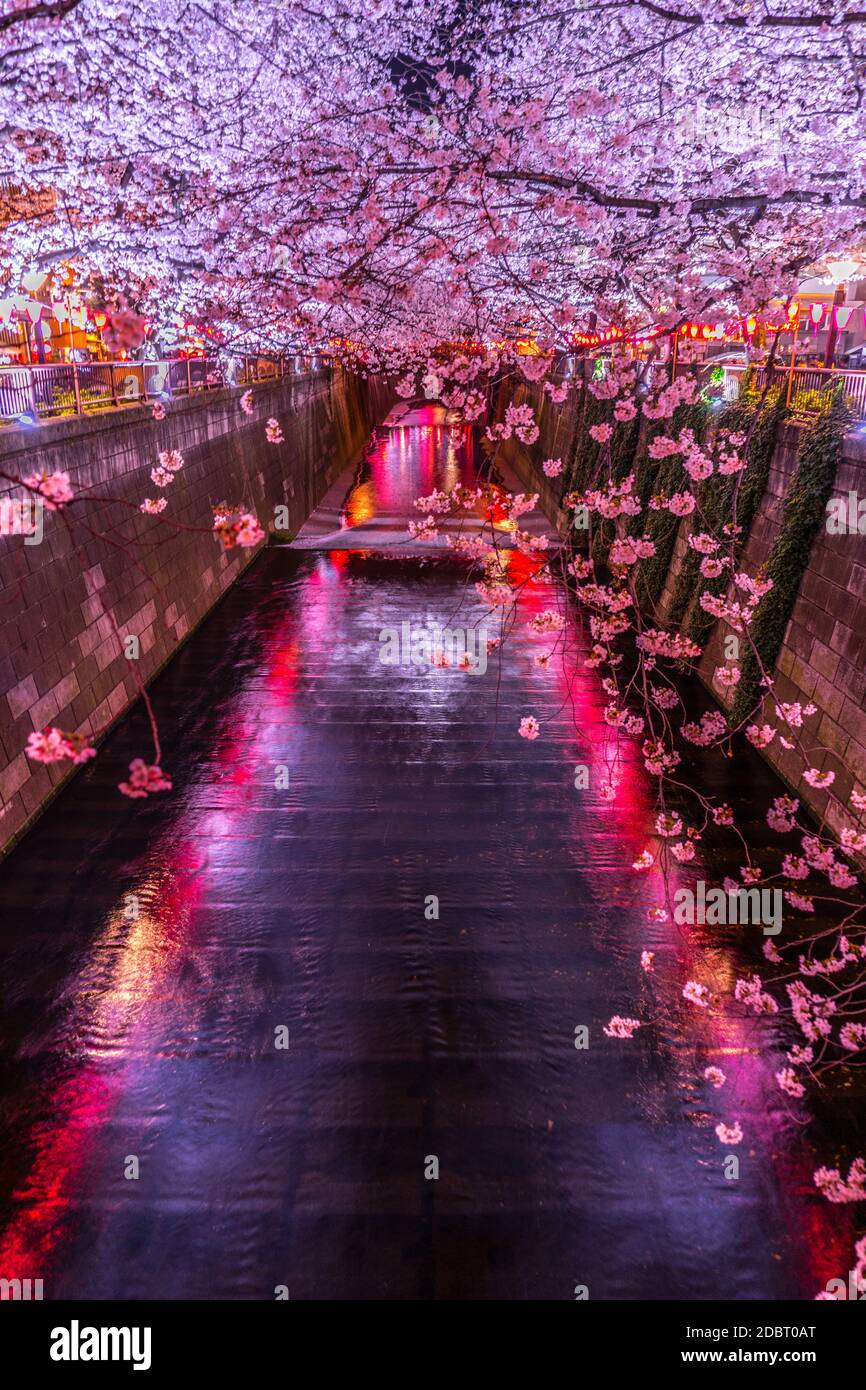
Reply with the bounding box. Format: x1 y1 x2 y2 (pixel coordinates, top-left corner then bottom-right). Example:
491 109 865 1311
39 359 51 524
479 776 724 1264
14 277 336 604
2 0 865 360
4 0 866 1298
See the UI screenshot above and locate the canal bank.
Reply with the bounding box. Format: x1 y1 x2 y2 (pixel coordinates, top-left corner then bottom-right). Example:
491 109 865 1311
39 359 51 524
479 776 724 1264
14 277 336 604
0 370 394 854
0 410 855 1299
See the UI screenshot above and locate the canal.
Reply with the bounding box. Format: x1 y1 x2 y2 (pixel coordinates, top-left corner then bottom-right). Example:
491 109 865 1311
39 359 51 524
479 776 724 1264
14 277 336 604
0 408 855 1299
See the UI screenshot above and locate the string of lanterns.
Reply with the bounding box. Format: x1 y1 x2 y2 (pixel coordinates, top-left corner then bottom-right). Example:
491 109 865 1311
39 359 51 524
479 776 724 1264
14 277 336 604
569 301 864 350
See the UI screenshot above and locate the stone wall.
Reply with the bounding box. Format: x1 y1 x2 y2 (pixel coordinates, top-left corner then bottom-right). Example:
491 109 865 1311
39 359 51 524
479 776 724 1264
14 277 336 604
0 369 392 853
699 422 866 840
488 374 578 534
490 377 866 832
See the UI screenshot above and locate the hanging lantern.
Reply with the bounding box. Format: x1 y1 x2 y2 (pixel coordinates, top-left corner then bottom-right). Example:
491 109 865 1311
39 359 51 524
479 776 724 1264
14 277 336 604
835 305 853 330
810 304 825 326
25 300 42 325
826 259 860 285
21 270 48 294
93 310 108 329
745 315 758 336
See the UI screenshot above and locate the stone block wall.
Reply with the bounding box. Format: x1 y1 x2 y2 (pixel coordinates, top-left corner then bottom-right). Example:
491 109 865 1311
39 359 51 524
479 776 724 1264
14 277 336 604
0 369 392 853
700 423 866 839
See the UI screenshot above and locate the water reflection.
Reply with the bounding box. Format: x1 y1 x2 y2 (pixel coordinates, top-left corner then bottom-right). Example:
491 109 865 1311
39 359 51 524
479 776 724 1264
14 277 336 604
341 406 474 537
0 417 853 1299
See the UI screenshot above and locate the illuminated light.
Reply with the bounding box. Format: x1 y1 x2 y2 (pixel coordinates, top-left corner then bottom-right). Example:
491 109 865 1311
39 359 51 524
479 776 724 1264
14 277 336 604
810 304 825 325
689 324 698 338
21 269 49 293
835 305 853 330
787 303 799 320
826 258 860 285
701 325 712 339
745 316 757 336
93 310 108 329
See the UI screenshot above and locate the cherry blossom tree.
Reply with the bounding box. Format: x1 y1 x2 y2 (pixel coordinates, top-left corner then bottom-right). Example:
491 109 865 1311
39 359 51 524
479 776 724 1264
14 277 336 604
3 0 866 1294
2 0 865 357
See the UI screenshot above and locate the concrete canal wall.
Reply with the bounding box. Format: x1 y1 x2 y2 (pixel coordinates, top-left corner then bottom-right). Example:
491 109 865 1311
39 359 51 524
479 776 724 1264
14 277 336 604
491 376 866 837
0 369 393 853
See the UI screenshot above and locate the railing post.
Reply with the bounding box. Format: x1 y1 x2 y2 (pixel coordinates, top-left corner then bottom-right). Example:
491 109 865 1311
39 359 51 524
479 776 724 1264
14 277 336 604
785 349 797 408
109 363 118 406
72 362 82 416
186 358 192 395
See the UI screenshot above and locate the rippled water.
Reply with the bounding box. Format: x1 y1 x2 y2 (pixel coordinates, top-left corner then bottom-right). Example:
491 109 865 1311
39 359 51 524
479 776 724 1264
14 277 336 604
0 409 855 1299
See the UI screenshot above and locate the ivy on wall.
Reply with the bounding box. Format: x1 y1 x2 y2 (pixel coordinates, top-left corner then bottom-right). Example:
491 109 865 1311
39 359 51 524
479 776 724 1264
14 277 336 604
729 387 850 728
673 382 788 644
565 385 607 495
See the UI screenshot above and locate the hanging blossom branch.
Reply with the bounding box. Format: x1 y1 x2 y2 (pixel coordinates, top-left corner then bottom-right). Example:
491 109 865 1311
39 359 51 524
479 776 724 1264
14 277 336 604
402 342 866 1295
2 355 268 797
1 0 865 355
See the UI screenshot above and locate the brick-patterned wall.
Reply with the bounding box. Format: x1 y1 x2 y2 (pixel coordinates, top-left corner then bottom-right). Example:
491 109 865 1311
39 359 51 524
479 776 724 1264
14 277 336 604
0 369 392 853
700 422 866 838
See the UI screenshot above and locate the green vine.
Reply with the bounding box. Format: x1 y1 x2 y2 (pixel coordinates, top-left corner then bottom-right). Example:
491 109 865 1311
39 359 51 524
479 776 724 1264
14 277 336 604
729 387 850 727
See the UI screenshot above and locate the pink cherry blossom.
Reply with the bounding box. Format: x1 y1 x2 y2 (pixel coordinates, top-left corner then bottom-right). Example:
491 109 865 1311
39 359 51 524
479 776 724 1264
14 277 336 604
715 1122 743 1145
603 1016 642 1039
118 759 173 799
23 470 73 509
683 981 710 1008
26 727 96 766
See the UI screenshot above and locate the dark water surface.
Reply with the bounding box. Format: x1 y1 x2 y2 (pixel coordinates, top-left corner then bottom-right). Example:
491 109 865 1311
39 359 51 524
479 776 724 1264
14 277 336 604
0 413 855 1299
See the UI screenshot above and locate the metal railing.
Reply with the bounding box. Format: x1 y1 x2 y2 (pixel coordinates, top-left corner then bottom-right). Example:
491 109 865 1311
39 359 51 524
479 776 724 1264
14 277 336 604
721 363 866 420
0 353 327 424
